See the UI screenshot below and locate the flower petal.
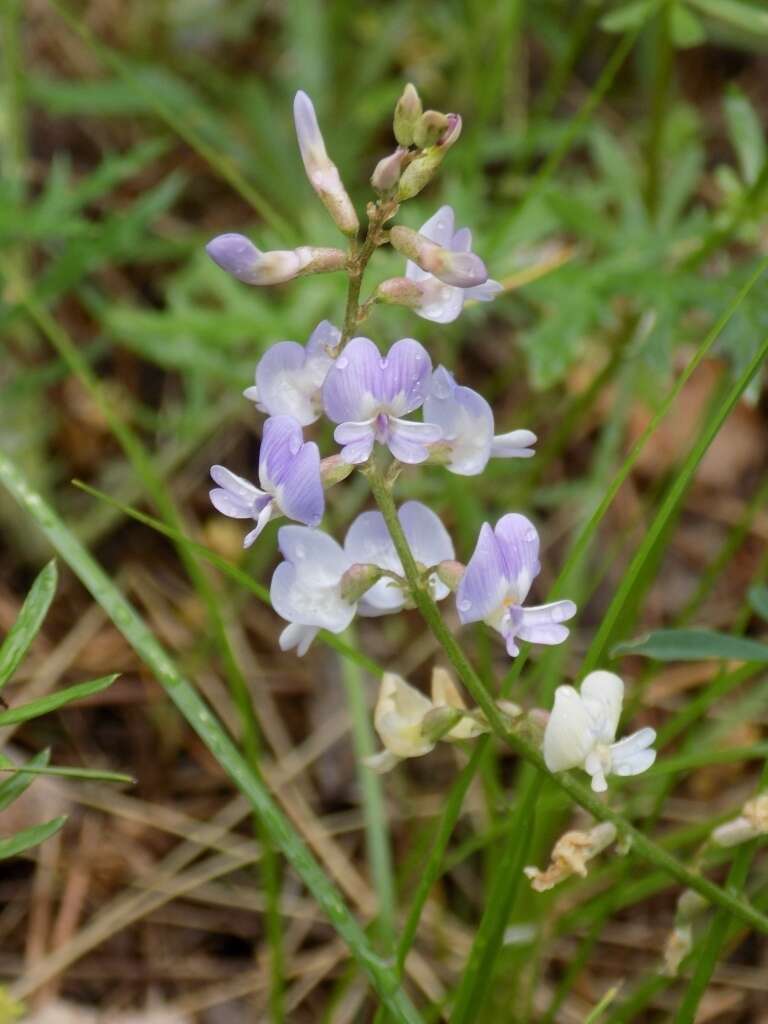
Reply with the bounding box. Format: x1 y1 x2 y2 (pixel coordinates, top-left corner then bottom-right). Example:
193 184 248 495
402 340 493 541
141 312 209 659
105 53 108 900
277 440 324 527
451 226 472 252
243 501 276 547
464 279 503 302
399 501 455 599
322 336 382 423
259 415 304 492
379 339 432 414
254 341 315 424
493 513 541 604
418 206 455 248
581 670 624 744
305 319 341 358
270 559 354 633
543 685 595 772
344 510 405 613
334 420 376 464
277 524 349 580
279 622 319 656
423 367 494 475
610 727 656 776
413 279 465 323
209 465 267 517
516 601 577 646
490 429 537 459
387 417 442 464
456 522 509 624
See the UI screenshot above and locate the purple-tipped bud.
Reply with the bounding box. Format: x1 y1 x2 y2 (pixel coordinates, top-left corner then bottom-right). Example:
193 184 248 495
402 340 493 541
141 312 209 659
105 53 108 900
389 225 488 287
413 110 449 149
438 113 462 150
340 563 385 604
293 90 359 237
206 233 304 285
371 147 409 192
393 83 423 147
375 276 425 309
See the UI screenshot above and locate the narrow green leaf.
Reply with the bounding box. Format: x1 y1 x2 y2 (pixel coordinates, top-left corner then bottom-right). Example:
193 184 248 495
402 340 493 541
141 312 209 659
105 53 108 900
612 628 768 662
0 560 57 689
724 87 766 186
0 674 119 725
749 584 768 621
0 816 67 860
0 764 133 784
0 749 50 812
670 5 706 47
600 0 652 33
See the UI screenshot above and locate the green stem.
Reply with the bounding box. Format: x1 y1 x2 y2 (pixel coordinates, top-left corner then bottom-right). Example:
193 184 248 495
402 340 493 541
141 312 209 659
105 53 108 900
0 450 424 1024
365 466 768 937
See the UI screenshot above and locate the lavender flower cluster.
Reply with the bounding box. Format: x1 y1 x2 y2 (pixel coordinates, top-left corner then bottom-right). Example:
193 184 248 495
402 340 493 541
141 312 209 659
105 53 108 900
205 85 656 791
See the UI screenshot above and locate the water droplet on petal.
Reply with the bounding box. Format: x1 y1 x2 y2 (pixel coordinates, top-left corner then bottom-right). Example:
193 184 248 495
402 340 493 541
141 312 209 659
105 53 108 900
524 528 537 542
336 356 349 370
458 599 472 612
295 544 306 559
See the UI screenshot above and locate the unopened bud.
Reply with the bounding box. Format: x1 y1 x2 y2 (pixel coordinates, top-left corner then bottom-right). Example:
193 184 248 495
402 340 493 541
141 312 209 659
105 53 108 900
677 889 707 922
421 705 463 743
376 276 425 309
393 83 423 147
435 559 465 591
413 110 449 149
206 234 306 286
294 91 360 237
371 147 409 192
438 113 462 150
663 924 693 977
320 454 355 488
340 563 384 603
389 225 487 287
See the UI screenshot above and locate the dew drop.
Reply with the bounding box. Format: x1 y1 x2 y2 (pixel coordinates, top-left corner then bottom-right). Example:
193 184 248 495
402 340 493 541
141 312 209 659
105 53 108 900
458 599 472 612
524 528 537 542
295 544 306 559
336 356 349 370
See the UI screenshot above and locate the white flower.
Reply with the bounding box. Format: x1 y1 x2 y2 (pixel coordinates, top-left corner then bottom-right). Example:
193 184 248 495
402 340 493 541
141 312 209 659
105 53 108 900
366 667 489 773
543 671 656 792
712 794 768 847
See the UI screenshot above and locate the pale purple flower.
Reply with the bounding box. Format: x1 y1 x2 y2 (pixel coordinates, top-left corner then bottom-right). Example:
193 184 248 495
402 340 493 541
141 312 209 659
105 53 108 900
270 526 355 656
543 671 656 792
344 500 454 615
456 514 576 657
423 366 537 476
403 206 502 323
322 337 442 464
210 416 323 547
244 321 340 426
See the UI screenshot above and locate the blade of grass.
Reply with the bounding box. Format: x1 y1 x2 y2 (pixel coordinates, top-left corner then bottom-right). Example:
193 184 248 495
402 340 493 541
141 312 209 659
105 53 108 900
0 673 118 724
0 764 134 784
0 816 67 859
0 560 57 689
449 772 543 1024
0 449 424 1024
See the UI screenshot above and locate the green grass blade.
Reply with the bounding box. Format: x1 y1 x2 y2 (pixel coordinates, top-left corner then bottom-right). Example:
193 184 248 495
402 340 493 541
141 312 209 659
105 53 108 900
0 673 119 725
0 749 50 811
612 628 768 662
0 449 424 1024
449 775 543 1024
0 560 57 689
0 764 134 784
0 815 67 860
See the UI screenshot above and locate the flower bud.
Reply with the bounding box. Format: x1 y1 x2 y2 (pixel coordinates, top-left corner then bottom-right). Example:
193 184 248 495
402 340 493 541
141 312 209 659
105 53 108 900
340 563 384 604
206 234 307 285
293 90 360 237
294 246 348 275
435 559 465 591
413 110 449 149
389 225 488 287
393 83 422 147
395 115 462 200
375 276 425 309
371 147 409 192
663 924 693 977
524 822 617 893
320 454 355 488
